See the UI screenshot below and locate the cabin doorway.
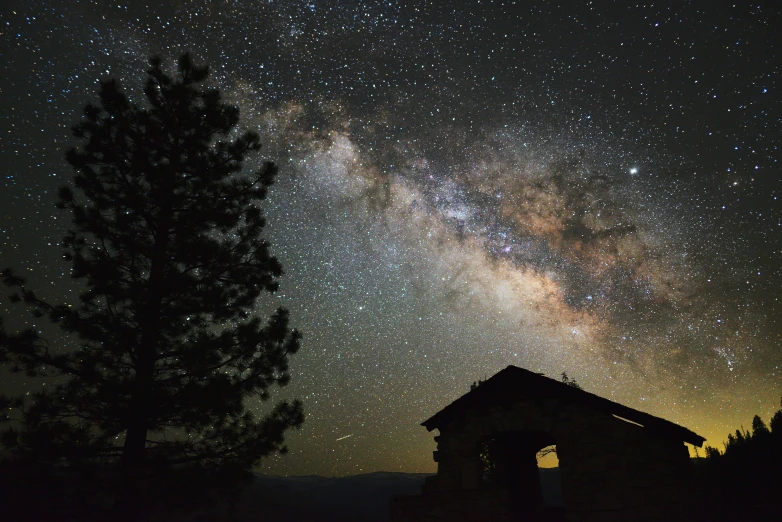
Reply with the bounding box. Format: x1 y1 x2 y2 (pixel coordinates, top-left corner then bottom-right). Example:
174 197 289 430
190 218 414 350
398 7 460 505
478 431 564 521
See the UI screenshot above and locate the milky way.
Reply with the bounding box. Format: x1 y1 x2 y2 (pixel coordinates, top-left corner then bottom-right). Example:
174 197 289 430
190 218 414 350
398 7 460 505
1 1 780 475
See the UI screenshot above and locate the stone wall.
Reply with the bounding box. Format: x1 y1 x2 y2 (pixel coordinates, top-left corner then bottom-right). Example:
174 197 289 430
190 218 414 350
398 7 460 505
391 398 695 522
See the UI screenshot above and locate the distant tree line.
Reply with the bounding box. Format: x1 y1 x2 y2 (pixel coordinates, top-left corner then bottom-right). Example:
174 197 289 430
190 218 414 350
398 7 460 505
695 398 782 520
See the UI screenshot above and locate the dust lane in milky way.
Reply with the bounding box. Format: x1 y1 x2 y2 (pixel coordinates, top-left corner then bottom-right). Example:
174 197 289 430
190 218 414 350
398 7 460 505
0 1 780 475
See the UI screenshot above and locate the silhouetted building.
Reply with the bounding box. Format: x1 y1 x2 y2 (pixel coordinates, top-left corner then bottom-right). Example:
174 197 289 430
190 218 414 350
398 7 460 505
391 366 705 522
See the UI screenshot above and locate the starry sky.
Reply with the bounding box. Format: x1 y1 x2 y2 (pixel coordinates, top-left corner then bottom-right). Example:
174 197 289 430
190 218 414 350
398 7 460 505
1 0 780 476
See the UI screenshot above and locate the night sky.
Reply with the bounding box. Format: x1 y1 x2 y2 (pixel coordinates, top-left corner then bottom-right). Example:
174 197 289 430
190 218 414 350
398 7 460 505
1 1 780 477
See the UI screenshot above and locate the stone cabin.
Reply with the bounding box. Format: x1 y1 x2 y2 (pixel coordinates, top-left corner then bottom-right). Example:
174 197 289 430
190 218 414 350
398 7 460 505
390 365 705 522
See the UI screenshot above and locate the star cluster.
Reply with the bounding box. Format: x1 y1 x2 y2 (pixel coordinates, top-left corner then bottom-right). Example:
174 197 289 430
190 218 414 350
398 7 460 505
1 0 780 475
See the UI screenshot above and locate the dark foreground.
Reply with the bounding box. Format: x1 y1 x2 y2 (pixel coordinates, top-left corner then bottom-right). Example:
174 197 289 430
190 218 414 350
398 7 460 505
237 472 432 522
1 465 778 521
240 468 563 522
0 468 563 521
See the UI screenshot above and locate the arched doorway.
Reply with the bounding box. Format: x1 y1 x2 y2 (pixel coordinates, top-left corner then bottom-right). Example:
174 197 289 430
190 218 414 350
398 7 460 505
478 430 560 519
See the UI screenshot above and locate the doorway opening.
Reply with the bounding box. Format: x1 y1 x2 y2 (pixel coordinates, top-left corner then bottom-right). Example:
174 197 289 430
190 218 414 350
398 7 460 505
536 445 563 508
477 431 563 517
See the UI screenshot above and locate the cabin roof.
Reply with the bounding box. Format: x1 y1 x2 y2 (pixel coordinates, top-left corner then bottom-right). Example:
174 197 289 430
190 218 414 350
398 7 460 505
421 365 705 447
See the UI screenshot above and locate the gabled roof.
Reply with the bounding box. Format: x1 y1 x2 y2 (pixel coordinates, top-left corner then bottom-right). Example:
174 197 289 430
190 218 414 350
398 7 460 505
422 365 705 447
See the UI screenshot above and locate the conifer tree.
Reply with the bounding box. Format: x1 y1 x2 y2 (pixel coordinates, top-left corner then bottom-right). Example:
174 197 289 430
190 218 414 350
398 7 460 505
751 414 770 438
0 54 303 514
770 398 782 435
704 445 721 458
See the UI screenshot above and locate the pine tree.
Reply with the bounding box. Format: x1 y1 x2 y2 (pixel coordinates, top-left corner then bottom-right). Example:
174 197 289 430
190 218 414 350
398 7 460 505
725 433 737 452
0 54 303 516
770 398 782 435
751 414 770 438
704 445 721 458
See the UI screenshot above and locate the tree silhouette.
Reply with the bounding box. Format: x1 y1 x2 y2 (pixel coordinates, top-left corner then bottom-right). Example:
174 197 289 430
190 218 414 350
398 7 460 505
704 445 721 458
751 415 770 439
560 372 582 390
694 400 782 520
770 397 782 434
471 376 487 390
0 54 303 517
